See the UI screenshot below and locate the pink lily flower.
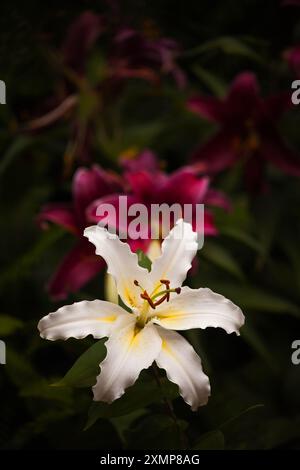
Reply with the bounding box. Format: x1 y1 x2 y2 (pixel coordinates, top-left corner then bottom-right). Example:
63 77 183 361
87 151 230 251
38 166 122 300
187 72 300 192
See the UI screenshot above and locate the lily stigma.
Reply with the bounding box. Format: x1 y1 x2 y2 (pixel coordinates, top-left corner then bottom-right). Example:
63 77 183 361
38 219 245 410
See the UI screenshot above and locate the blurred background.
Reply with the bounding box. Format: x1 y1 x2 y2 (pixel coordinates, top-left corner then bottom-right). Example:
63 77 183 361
1 0 300 450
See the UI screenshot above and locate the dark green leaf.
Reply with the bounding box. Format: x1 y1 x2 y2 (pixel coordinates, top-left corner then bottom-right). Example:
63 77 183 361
85 375 179 429
201 240 244 280
53 339 107 388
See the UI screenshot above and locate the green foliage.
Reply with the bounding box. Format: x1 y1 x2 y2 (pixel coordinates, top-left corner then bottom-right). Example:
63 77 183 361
136 250 152 271
53 339 107 388
85 373 179 428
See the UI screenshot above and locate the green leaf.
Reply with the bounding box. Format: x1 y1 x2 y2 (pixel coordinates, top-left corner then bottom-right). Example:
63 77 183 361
193 430 225 450
136 249 152 271
0 314 24 336
192 66 226 97
201 240 244 280
241 322 279 373
209 282 300 317
239 289 300 316
20 379 73 404
85 374 179 429
185 36 264 63
219 226 264 254
53 339 107 388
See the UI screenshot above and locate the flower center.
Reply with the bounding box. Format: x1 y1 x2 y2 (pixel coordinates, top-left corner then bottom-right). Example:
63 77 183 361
134 279 181 309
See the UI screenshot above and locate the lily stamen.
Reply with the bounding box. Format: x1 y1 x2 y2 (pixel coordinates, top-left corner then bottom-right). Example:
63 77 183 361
139 278 181 309
160 279 170 301
140 291 156 309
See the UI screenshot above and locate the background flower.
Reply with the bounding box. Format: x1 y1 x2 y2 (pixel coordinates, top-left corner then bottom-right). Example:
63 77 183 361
38 165 122 299
188 72 300 192
88 150 230 244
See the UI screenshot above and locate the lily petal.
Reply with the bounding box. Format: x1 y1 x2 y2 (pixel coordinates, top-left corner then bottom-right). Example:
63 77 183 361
47 240 104 301
84 225 151 308
37 203 78 234
38 299 127 341
191 130 239 173
120 149 159 173
159 169 210 205
187 95 224 122
93 321 162 402
150 219 198 289
153 286 244 334
73 165 121 225
155 327 210 410
261 131 300 177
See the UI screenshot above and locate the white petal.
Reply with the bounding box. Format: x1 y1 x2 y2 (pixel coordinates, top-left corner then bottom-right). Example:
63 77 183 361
150 219 198 290
84 225 151 308
153 286 244 334
93 320 162 403
155 326 210 411
38 300 128 341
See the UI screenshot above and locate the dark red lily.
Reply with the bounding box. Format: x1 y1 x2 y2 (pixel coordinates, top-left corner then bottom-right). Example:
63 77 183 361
109 27 186 87
38 166 122 300
187 72 300 192
62 11 185 87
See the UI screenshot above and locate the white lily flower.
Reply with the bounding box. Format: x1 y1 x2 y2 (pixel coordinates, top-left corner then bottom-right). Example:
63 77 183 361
38 219 244 411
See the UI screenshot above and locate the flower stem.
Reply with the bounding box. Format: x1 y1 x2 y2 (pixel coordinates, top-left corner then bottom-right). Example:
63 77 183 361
151 364 189 449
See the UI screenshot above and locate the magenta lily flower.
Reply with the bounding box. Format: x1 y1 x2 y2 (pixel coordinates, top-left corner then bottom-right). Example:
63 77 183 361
87 150 230 250
188 72 300 191
38 166 122 300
